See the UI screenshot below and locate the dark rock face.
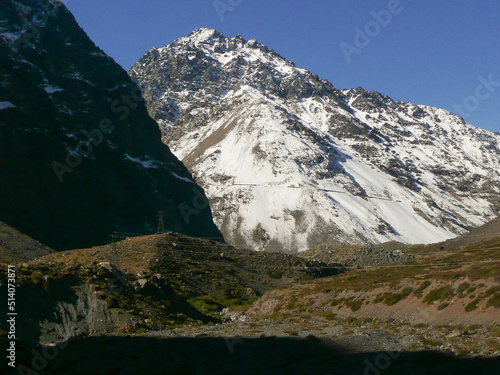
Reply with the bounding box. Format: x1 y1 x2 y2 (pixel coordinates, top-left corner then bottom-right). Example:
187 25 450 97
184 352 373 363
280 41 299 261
0 1 222 250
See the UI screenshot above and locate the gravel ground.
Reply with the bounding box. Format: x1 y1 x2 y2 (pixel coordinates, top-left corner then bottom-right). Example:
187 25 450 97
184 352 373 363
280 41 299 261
144 314 500 358
6 316 498 375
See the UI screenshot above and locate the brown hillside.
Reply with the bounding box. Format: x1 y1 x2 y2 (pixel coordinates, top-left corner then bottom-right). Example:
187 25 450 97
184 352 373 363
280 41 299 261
441 216 500 250
248 237 500 326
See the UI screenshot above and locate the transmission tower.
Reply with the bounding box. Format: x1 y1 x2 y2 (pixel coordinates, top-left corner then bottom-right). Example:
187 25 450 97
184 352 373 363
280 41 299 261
157 210 165 234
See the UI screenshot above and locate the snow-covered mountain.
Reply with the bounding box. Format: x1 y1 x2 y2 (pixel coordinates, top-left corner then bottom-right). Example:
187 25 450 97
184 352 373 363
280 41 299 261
130 28 500 253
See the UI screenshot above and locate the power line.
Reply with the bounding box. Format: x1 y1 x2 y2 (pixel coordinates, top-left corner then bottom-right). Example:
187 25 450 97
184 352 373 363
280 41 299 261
102 231 500 254
73 248 500 271
58 237 500 272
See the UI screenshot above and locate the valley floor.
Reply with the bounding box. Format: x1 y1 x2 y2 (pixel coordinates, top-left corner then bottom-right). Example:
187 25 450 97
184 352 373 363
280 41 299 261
3 317 499 375
147 314 500 358
2 230 499 374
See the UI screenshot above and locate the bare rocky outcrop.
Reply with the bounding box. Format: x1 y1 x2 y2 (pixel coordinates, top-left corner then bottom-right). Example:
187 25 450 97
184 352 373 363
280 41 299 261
39 283 138 345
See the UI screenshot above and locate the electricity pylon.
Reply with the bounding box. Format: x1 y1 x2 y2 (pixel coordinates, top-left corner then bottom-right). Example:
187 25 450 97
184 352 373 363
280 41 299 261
157 210 165 234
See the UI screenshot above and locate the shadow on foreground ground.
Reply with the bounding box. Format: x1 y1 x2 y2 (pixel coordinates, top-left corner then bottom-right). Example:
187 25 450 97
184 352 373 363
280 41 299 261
3 336 499 375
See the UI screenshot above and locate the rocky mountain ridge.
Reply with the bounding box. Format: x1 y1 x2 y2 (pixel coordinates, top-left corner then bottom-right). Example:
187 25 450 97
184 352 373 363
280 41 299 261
0 4 221 251
130 28 500 253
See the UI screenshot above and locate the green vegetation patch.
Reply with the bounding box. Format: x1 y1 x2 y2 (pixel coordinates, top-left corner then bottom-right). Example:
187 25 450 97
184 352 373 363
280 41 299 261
486 292 500 308
375 287 414 306
344 297 363 311
414 280 432 297
455 282 470 296
319 311 337 321
424 286 455 304
188 296 222 314
465 298 480 312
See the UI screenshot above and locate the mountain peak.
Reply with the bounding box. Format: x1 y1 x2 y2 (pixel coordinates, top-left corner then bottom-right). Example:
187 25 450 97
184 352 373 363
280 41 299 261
132 28 334 104
130 32 500 252
186 27 224 43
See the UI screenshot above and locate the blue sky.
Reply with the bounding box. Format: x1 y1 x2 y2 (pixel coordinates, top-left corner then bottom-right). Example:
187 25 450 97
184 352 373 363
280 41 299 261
64 0 500 133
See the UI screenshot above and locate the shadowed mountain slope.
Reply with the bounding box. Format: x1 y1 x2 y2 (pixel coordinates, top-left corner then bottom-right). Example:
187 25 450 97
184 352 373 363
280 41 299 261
0 2 221 251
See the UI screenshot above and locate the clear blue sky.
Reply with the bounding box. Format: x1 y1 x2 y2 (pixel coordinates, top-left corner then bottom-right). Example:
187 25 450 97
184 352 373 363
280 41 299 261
64 0 500 133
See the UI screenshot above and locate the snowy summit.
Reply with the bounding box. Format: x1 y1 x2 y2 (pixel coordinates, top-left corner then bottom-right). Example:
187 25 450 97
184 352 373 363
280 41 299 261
130 29 500 253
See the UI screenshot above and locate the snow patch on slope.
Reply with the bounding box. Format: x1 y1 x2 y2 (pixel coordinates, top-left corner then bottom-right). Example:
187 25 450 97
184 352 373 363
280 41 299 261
0 101 16 110
43 85 64 94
